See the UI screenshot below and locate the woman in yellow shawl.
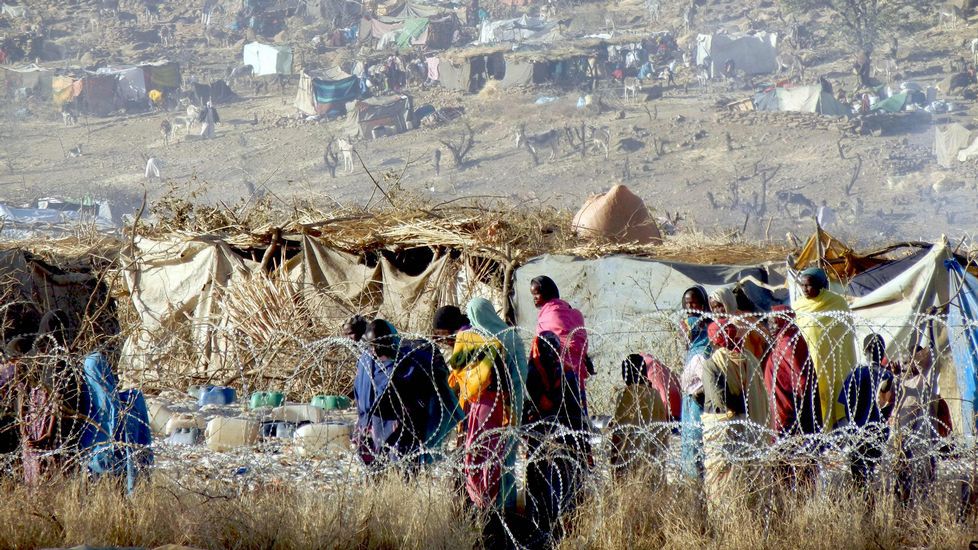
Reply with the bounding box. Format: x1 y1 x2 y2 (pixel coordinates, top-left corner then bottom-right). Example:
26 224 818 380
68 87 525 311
700 321 770 504
448 298 525 512
792 267 856 431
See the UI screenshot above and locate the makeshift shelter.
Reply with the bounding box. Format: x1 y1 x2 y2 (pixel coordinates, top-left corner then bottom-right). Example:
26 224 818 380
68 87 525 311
696 32 778 78
948 259 978 439
934 123 973 168
243 42 293 76
52 73 119 116
140 60 181 91
361 11 459 50
351 95 413 139
499 58 534 88
0 64 52 99
95 66 147 103
753 85 850 116
294 70 359 115
571 185 662 244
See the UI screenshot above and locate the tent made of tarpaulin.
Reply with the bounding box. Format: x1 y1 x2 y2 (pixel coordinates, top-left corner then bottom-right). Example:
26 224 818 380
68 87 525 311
352 95 412 139
935 123 973 169
479 16 546 44
871 91 908 113
121 237 260 378
141 61 181 90
294 70 359 115
514 254 785 373
948 259 978 438
1 64 52 98
243 42 293 76
438 58 474 91
53 74 119 116
696 32 778 78
96 66 147 102
499 58 534 88
390 0 451 18
753 85 850 116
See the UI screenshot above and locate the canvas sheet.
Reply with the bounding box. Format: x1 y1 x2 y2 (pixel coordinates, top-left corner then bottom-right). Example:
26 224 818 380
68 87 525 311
79 75 119 116
776 85 849 116
121 237 259 377
499 60 533 88
243 42 293 76
142 62 181 90
294 72 319 114
479 15 545 44
514 254 782 363
96 66 146 102
438 60 470 91
312 75 359 111
935 124 972 168
696 32 777 78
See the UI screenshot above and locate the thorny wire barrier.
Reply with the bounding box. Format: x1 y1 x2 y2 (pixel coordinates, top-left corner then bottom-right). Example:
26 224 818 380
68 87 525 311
2 309 978 538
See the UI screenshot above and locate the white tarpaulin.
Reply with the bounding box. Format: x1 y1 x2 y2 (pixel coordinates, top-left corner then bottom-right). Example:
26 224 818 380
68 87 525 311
243 42 294 76
696 32 778 78
479 15 546 44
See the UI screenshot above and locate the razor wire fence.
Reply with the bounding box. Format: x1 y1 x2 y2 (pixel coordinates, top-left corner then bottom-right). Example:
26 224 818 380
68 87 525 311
1 307 978 544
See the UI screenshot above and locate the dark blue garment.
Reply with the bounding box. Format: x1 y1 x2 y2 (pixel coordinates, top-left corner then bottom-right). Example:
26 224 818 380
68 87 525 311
839 365 893 427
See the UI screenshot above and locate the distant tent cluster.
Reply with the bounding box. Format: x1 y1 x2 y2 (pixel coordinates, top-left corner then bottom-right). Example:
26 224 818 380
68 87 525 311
51 61 181 116
359 1 460 51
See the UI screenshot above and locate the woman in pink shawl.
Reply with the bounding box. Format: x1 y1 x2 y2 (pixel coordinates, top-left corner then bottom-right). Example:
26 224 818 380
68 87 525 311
530 276 591 414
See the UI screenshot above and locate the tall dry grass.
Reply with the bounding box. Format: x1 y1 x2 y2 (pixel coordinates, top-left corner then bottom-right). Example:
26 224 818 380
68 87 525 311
1 467 975 549
0 473 479 550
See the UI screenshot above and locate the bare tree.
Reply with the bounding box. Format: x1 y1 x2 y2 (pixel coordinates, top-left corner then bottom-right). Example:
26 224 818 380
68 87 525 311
438 122 476 169
780 0 922 85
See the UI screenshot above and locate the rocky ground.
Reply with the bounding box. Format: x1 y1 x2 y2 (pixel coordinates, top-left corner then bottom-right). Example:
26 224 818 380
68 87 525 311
1 0 977 246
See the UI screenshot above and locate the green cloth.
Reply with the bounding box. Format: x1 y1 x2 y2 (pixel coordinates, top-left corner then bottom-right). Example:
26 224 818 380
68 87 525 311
396 18 429 48
872 92 907 113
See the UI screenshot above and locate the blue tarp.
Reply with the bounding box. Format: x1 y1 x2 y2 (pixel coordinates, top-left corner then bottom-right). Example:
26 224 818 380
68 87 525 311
948 259 978 439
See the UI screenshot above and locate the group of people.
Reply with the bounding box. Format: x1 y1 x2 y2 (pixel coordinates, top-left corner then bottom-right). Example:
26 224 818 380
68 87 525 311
678 267 947 505
347 276 593 547
346 265 951 544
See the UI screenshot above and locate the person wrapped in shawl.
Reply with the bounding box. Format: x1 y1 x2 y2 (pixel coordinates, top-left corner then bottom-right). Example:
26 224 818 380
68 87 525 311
701 321 770 503
353 320 462 469
678 285 711 479
792 267 856 431
761 305 821 435
530 276 591 414
708 286 768 359
634 354 682 422
523 332 589 544
610 354 669 475
449 298 527 510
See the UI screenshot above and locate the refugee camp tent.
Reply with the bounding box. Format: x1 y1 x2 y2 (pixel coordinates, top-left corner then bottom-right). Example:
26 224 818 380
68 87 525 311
934 123 973 168
753 85 850 116
499 58 534 88
871 91 908 113
95 66 147 103
696 32 778 78
140 60 181 91
243 42 293 76
514 255 784 365
52 73 119 116
352 95 413 139
294 69 359 115
360 12 459 50
0 64 52 99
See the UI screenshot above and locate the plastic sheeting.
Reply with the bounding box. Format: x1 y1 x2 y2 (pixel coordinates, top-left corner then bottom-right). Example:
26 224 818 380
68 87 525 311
696 32 778 78
935 123 972 168
753 85 849 116
96 66 147 102
499 60 533 88
243 42 293 76
948 259 978 439
479 15 546 44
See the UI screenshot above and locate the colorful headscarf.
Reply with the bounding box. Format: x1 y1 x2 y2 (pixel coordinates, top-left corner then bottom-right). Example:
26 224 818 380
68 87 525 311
466 297 528 421
800 267 829 290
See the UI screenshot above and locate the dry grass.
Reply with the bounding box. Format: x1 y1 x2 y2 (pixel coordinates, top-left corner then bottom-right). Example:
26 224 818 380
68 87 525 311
1 468 974 549
0 474 479 550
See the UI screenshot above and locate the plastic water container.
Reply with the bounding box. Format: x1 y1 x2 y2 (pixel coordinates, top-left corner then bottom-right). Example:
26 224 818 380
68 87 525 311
250 391 285 410
260 421 297 439
199 386 236 407
205 417 260 451
165 413 206 436
310 395 352 411
270 404 325 424
147 400 173 435
167 427 203 446
294 421 353 457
